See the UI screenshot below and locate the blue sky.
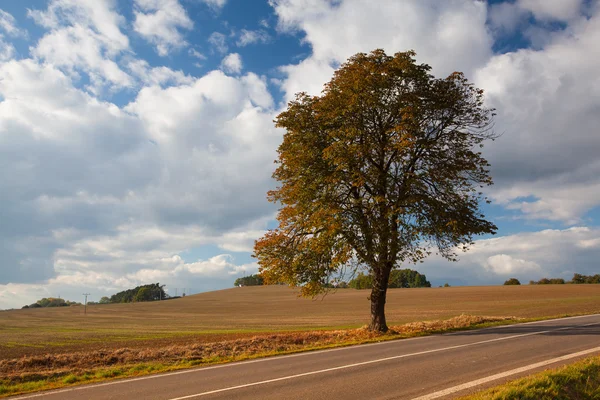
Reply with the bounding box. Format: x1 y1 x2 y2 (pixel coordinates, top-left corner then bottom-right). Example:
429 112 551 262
1 0 600 308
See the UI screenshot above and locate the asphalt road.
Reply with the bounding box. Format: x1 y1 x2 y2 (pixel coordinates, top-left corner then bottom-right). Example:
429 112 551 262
11 314 600 400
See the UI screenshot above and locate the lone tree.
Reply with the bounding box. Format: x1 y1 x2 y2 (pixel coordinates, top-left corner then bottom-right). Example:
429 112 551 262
254 49 497 332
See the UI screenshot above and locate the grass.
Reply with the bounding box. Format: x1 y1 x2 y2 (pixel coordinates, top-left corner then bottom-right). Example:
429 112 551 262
460 355 600 399
1 285 599 397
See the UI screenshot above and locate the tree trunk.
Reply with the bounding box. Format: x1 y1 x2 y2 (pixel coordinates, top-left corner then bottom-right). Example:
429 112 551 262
368 264 391 332
369 285 388 332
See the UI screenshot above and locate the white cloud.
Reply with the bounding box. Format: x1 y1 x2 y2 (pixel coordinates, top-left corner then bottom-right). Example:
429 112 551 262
271 0 492 101
200 0 228 11
484 254 541 275
237 29 270 46
476 8 600 223
419 227 600 285
0 9 26 37
488 2 528 34
188 48 207 59
126 59 194 87
220 53 243 74
0 46 279 309
133 0 193 56
28 0 133 93
518 0 584 21
0 34 15 61
208 31 228 53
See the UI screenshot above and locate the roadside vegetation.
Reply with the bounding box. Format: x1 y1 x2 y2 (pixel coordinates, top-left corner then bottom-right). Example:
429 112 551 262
461 355 600 399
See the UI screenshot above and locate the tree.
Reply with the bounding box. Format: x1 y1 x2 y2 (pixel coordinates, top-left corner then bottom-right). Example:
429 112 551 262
254 49 496 332
348 269 431 289
99 296 110 304
504 278 521 285
234 274 264 287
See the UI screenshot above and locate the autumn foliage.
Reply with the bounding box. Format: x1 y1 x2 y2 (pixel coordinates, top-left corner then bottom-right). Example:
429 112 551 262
254 49 497 332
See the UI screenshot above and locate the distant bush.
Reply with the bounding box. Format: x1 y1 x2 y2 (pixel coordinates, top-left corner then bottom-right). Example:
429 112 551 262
504 278 521 285
23 297 81 309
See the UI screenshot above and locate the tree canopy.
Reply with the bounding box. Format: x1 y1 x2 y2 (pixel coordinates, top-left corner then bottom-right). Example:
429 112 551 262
109 283 166 303
503 278 521 285
254 49 497 332
234 274 264 287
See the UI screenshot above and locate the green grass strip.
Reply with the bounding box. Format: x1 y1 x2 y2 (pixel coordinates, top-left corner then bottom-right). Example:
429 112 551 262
460 355 600 400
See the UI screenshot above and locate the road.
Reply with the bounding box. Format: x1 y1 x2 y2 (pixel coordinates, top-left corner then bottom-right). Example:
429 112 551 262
11 314 600 400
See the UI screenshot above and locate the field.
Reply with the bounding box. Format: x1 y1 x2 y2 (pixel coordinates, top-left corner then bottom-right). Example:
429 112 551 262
1 284 600 396
2 284 600 359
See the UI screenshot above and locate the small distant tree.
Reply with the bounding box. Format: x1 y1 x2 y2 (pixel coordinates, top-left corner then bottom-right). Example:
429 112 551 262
443 283 451 287
254 49 497 332
99 296 110 304
504 278 521 285
134 287 152 302
348 272 373 289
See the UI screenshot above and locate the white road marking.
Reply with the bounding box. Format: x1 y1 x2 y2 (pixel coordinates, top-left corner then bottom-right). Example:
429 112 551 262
9 314 600 400
411 345 600 400
166 322 600 400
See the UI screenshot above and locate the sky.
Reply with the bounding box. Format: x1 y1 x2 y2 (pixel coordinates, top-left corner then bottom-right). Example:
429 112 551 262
1 0 600 309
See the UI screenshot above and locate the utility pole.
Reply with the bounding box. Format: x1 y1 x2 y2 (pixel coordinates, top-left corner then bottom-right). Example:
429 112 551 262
83 293 90 315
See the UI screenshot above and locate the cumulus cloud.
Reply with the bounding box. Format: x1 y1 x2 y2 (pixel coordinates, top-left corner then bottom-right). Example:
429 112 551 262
126 59 194 87
28 0 133 92
418 227 600 286
484 254 541 275
476 7 600 223
272 0 492 102
0 42 279 308
133 0 194 56
220 53 243 74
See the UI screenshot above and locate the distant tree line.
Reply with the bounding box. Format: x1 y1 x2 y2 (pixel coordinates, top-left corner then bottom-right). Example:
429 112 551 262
107 283 168 303
348 269 431 289
22 297 81 309
234 274 264 287
504 274 600 286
